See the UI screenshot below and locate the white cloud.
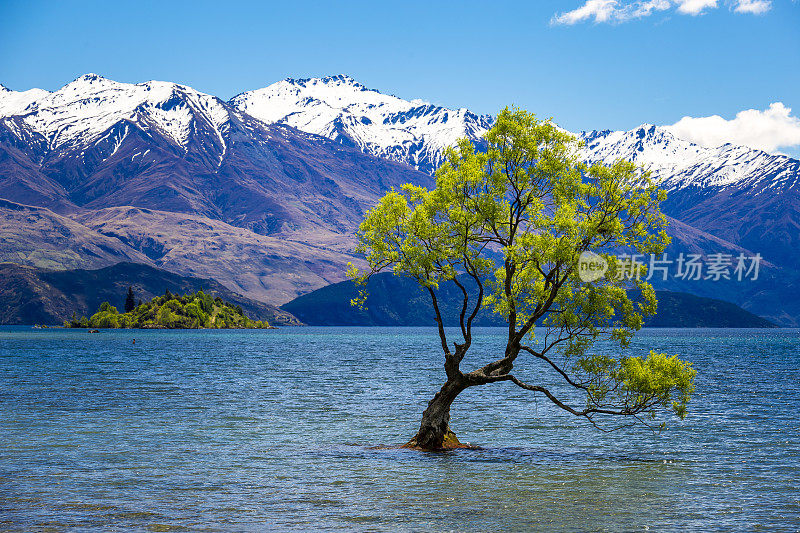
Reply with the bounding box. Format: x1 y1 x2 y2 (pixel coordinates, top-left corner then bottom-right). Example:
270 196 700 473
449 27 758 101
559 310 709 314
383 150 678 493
734 0 772 14
551 0 618 25
675 0 717 15
551 0 770 25
551 0 675 24
666 103 800 155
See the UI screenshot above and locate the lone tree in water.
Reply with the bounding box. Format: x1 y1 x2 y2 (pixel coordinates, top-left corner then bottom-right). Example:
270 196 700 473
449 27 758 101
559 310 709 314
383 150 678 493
349 108 696 451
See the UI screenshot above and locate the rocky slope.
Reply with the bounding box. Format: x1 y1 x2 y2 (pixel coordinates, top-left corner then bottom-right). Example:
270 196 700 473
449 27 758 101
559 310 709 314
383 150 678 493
0 198 153 270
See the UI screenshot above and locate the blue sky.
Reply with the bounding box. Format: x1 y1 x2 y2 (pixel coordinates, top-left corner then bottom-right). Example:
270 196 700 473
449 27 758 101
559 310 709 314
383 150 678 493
1 0 798 152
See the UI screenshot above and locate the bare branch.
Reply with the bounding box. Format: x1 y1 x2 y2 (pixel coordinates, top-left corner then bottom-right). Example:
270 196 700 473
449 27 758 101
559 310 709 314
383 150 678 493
426 286 450 357
519 345 588 391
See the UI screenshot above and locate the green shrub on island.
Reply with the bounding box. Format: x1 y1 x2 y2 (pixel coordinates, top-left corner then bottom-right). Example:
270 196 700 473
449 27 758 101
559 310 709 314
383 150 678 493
65 290 272 329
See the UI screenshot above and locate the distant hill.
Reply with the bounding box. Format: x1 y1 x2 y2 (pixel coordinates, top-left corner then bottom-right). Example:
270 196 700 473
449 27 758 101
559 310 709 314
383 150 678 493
281 273 775 328
0 262 299 326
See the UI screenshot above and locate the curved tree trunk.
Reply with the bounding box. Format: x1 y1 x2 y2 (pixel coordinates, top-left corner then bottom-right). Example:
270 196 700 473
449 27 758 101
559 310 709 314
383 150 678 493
404 379 468 450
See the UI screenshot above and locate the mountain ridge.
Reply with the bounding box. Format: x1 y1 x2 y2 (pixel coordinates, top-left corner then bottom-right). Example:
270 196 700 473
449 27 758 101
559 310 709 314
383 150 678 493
229 74 494 175
1 73 799 323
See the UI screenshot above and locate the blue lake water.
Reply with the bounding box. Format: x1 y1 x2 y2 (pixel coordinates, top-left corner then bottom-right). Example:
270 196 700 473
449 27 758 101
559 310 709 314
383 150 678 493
0 326 798 532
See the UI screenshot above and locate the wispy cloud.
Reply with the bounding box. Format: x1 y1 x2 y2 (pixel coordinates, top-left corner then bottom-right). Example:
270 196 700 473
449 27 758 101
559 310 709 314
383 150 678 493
666 102 800 155
551 0 618 25
552 0 771 25
734 0 772 14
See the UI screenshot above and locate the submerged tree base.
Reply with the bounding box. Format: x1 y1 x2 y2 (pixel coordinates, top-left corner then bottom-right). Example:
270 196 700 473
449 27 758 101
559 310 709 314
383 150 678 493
402 429 476 451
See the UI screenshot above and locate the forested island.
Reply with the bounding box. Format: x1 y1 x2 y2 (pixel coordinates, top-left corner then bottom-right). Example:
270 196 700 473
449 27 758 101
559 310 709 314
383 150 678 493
65 290 273 329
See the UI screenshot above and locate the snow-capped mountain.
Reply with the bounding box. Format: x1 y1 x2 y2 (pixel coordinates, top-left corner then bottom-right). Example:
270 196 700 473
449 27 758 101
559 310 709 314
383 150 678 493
230 75 494 175
0 73 431 221
2 72 800 321
229 75 800 194
580 124 800 192
1 74 230 156
6 74 795 197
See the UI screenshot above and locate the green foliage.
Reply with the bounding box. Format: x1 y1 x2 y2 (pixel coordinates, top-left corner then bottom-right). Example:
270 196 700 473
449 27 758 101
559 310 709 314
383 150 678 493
64 291 271 330
615 351 696 419
64 313 89 328
350 106 695 428
576 351 696 420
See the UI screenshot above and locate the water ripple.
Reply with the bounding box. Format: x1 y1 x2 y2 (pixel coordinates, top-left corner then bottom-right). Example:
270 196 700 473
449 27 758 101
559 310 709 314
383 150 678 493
0 326 798 531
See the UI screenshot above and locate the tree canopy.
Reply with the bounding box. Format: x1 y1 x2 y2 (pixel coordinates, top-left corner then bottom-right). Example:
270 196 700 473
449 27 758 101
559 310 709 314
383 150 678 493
349 107 696 449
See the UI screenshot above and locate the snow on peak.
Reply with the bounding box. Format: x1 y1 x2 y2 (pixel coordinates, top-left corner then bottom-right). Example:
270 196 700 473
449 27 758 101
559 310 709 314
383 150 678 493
69 73 110 84
230 75 494 174
288 74 363 87
579 124 799 190
0 84 51 117
1 74 230 152
3 73 795 192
